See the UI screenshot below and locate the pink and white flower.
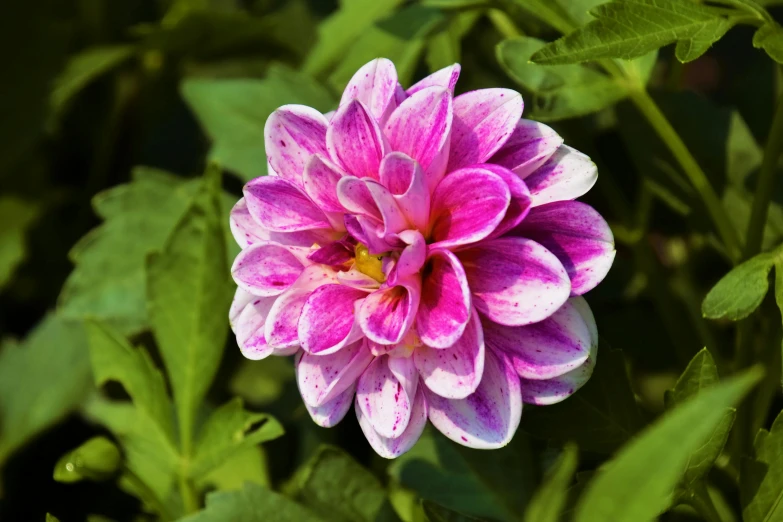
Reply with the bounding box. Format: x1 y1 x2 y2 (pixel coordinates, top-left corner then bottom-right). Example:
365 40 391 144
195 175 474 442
229 58 614 458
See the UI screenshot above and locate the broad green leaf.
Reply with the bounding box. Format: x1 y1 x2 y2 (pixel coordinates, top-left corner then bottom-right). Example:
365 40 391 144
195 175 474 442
522 349 644 454
190 398 284 479
574 367 763 522
754 23 783 64
497 37 627 121
182 65 335 182
197 445 270 492
50 45 134 115
524 444 578 522
328 6 445 91
422 501 484 522
702 251 777 320
742 410 783 522
147 167 234 446
179 482 325 522
531 0 734 65
288 445 400 522
0 196 40 289
53 436 122 483
58 167 236 335
0 314 91 465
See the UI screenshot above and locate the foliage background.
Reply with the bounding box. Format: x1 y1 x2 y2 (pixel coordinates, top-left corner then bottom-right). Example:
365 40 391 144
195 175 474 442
2 0 783 521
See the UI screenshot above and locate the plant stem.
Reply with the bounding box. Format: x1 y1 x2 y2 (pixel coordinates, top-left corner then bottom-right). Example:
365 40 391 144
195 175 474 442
689 481 724 522
179 472 199 514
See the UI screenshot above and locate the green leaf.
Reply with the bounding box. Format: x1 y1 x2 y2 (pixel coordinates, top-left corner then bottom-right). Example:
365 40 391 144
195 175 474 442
524 444 578 522
190 398 284 479
754 23 783 64
46 515 60 522
522 349 644 454
702 251 777 320
742 410 783 522
574 367 763 522
197 445 270 492
53 436 122 483
497 37 627 121
0 196 40 290
508 0 575 34
422 501 485 522
179 482 325 522
146 167 234 447
727 111 764 186
182 64 334 182
531 0 734 65
288 445 400 522
230 357 295 406
58 167 236 335
0 314 91 465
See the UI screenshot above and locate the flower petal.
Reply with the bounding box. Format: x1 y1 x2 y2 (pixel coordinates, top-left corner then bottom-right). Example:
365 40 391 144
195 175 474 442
299 284 368 355
379 152 431 231
415 307 484 399
344 214 391 255
407 64 461 96
297 339 373 407
429 167 510 249
511 201 615 295
416 249 471 348
359 277 421 345
264 105 329 184
481 164 532 239
448 89 523 171
357 384 427 458
426 348 522 449
230 288 277 360
489 119 563 178
340 58 399 122
231 198 338 249
458 237 570 326
365 180 408 237
525 145 597 206
231 243 305 296
302 154 346 213
327 100 386 180
304 381 356 427
244 177 330 232
388 230 426 285
357 355 418 438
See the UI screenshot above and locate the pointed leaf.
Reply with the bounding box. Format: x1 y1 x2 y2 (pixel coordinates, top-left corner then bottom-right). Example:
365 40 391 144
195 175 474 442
702 251 776 321
524 444 578 522
753 23 783 64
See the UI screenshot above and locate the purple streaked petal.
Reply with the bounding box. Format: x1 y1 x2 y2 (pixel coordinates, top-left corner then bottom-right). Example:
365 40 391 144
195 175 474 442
416 249 471 348
340 58 399 122
388 230 426 285
303 154 346 213
304 381 356 427
525 145 597 206
297 339 373 407
489 119 563 178
481 164 532 239
327 100 386 180
511 201 615 296
429 167 510 249
359 277 421 345
415 307 484 399
231 198 339 248
458 237 570 326
264 105 329 185
357 384 427 458
337 177 382 221
384 87 453 192
448 89 523 172
407 64 461 96
426 348 522 449
231 243 305 296
344 214 391 255
379 152 430 231
244 177 330 232
307 239 354 267
298 284 368 355
365 180 408 236
230 288 277 360
357 355 417 438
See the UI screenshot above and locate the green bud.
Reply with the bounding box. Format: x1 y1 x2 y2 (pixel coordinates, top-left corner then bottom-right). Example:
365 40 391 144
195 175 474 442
53 436 122 483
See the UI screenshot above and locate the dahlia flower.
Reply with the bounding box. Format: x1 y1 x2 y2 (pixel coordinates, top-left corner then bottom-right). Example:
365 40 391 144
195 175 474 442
229 58 614 457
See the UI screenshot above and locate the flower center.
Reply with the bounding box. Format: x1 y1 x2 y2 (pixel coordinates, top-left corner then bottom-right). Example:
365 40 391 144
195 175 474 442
354 244 386 283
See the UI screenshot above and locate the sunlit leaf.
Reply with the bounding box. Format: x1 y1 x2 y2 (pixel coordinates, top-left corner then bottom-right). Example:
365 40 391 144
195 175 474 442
702 251 777 321
197 445 270 492
0 197 40 290
524 444 578 522
753 23 783 64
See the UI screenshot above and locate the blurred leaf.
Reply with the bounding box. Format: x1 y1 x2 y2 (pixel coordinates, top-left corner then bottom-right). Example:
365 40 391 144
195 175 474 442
702 251 777 321
0 197 40 290
425 11 479 72
229 357 295 406
574 367 763 522
53 436 122 483
557 0 604 26
190 398 284 479
288 445 400 522
422 501 485 522
328 5 445 91
497 37 626 121
179 482 325 522
46 515 60 522
742 410 783 522
197 445 270 492
727 112 764 186
754 23 783 64
531 0 734 65
507 0 575 34
146 167 233 447
524 444 578 522
523 349 644 454
0 314 91 465
183 64 334 181
723 188 783 252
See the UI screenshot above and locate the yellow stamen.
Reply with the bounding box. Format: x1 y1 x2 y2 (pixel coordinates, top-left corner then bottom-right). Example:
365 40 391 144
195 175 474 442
354 244 386 283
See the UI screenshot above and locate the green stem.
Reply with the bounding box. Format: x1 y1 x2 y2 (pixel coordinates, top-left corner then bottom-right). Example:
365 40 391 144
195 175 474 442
689 481 724 522
124 467 175 521
179 472 199 514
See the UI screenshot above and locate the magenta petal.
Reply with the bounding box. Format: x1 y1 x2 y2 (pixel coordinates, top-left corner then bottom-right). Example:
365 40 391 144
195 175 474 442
384 87 453 191
303 154 346 213
511 201 615 296
340 58 399 122
357 384 427 458
417 249 471 348
229 198 266 248
230 288 276 360
365 180 408 236
448 89 523 171
359 277 421 345
458 237 570 326
297 340 373 407
337 177 382 220
415 307 484 399
525 145 597 206
429 167 510 249
407 64 461 96
489 119 563 178
426 348 522 449
379 152 431 231
299 284 368 355
327 100 386 180
357 355 418 438
344 214 390 255
244 177 331 232
231 243 305 296
481 164 532 239
304 381 356 427
389 230 426 284
264 105 329 185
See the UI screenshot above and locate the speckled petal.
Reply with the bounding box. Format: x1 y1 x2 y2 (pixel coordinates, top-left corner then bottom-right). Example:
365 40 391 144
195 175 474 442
244 177 331 232
407 64 461 96
357 355 419 438
379 152 430 231
480 164 532 239
340 58 399 122
357 384 428 458
231 243 305 296
489 119 563 178
298 284 368 355
359 277 421 345
416 249 471 349
297 339 373 407
327 100 386 180
264 105 329 185
302 154 346 213
525 145 597 206
230 288 277 360
304 381 356 427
